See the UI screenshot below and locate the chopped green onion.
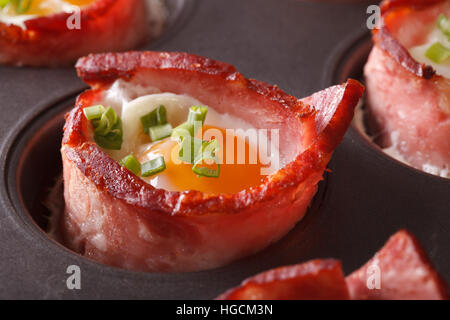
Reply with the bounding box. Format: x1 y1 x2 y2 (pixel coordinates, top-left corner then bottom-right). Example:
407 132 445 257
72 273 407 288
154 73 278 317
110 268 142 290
187 106 208 125
141 105 172 142
141 156 166 177
171 122 195 141
95 106 118 136
192 166 220 178
94 132 122 150
17 0 32 14
83 105 123 150
425 42 450 63
156 105 167 124
171 106 208 141
83 105 105 120
148 123 173 141
192 139 220 178
141 105 167 134
119 154 141 176
94 120 122 150
2 0 33 13
0 0 31 12
178 136 202 164
437 14 450 39
0 0 11 8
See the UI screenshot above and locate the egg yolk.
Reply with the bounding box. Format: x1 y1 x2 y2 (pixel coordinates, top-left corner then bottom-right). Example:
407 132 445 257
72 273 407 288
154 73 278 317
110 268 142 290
2 0 95 16
137 125 267 194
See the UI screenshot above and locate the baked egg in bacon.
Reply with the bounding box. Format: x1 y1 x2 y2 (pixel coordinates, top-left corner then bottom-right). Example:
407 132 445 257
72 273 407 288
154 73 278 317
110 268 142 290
87 90 280 194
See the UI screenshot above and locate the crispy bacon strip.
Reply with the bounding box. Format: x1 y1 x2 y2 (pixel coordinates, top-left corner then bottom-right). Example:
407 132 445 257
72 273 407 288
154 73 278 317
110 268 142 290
346 230 448 300
61 51 363 272
218 231 448 300
0 0 148 66
217 260 350 300
373 27 435 79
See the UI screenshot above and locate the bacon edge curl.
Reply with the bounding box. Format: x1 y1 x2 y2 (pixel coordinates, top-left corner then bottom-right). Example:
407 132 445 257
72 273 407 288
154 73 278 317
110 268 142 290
374 0 446 79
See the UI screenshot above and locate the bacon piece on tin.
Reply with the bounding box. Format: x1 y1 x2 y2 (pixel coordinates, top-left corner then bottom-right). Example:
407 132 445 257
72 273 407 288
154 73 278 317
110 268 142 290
217 259 350 300
218 230 448 300
346 230 448 300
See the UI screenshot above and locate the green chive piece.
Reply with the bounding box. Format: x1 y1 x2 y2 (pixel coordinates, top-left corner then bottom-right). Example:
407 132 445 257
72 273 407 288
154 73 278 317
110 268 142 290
20 0 32 14
437 14 450 39
84 105 123 150
192 139 221 178
178 136 203 164
119 154 141 175
192 166 221 178
94 133 122 150
148 123 173 141
140 113 157 132
94 118 123 150
425 42 450 63
187 106 208 125
141 156 166 177
10 0 32 14
95 106 118 136
171 122 195 141
0 0 11 8
141 105 167 134
0 0 32 12
171 106 208 140
83 105 105 120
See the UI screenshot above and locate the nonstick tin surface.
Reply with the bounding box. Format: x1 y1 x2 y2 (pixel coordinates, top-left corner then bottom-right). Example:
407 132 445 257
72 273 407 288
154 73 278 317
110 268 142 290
0 0 449 299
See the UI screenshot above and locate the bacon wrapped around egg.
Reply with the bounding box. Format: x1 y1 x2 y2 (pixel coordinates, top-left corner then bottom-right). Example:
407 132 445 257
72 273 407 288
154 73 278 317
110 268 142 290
61 51 363 272
0 0 151 66
364 0 450 178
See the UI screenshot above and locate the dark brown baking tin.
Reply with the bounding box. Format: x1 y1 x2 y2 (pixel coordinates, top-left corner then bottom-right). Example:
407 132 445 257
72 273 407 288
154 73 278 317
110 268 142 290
0 0 448 299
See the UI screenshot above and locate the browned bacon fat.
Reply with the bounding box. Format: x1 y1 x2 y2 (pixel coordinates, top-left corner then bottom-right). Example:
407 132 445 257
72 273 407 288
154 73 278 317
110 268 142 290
365 0 450 177
0 0 149 66
218 230 448 300
61 51 363 272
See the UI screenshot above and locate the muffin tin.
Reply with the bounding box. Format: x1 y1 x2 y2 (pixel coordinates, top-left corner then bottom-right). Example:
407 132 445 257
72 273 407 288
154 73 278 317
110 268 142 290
0 0 448 299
